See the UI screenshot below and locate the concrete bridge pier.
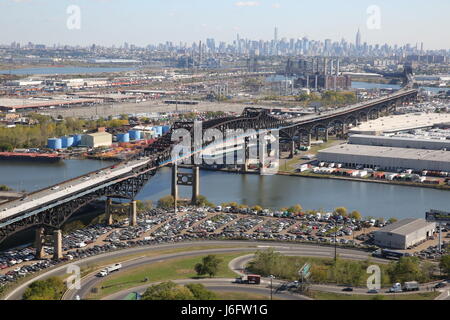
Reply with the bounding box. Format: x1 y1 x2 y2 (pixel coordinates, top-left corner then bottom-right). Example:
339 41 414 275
171 164 179 204
289 140 296 159
242 137 250 173
324 129 329 142
106 198 113 226
34 227 45 260
341 124 348 138
129 200 137 227
191 166 200 205
53 229 63 261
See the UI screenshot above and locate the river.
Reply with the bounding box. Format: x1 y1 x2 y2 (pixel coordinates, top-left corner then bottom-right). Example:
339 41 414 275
0 161 448 220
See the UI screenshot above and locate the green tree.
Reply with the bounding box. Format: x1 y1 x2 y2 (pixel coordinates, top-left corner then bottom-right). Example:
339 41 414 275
440 255 450 278
195 255 222 278
247 248 281 276
388 218 399 224
252 205 263 212
194 195 215 208
185 283 217 300
0 185 12 191
136 200 153 212
23 277 66 300
334 207 348 217
157 195 175 210
141 282 194 300
287 204 303 215
388 257 424 283
350 211 362 221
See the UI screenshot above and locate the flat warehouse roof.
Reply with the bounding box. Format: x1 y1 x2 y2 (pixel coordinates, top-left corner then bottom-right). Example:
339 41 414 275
350 134 450 145
349 113 450 133
376 218 434 236
319 144 450 162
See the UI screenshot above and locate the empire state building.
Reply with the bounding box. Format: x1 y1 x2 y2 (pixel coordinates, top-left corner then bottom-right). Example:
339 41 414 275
356 28 362 50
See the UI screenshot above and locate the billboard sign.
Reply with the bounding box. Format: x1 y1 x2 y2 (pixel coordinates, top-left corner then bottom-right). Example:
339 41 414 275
426 210 450 223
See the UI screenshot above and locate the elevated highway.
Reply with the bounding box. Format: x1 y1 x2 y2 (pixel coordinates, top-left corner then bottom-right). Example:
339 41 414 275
0 86 418 254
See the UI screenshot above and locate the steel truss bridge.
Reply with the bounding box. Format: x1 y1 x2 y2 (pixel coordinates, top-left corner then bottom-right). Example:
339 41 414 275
0 88 418 245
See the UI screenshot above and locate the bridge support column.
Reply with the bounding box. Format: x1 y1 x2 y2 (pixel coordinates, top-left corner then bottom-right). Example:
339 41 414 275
242 137 250 173
106 198 113 226
34 227 45 260
289 140 295 159
171 164 178 202
307 134 312 147
341 124 347 138
191 166 200 205
129 200 137 227
53 229 63 261
324 129 329 142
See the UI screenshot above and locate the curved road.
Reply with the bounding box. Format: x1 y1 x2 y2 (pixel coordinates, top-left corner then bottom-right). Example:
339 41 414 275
103 278 309 300
3 240 386 300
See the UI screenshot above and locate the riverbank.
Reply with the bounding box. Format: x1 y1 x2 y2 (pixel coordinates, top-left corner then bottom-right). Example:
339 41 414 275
279 171 450 192
200 166 450 192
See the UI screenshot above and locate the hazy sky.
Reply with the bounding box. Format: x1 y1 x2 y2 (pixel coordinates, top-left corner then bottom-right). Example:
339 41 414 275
1 0 449 49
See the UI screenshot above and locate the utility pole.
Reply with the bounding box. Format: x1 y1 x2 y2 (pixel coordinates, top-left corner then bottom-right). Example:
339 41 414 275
269 275 274 300
334 218 337 262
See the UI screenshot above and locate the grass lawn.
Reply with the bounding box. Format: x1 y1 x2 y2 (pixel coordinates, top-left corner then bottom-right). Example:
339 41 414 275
280 138 345 173
78 244 255 278
87 252 250 299
310 291 440 301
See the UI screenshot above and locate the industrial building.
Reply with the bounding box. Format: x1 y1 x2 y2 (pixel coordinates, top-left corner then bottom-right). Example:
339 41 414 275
0 97 101 113
349 113 450 135
286 57 352 90
374 219 436 250
349 134 450 151
80 132 112 148
318 144 450 172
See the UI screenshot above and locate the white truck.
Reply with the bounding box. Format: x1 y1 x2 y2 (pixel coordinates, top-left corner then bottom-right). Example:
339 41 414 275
389 283 402 293
403 281 420 292
97 263 122 277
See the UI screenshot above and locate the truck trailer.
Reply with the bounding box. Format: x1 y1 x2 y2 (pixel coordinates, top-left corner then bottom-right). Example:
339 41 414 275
235 275 261 285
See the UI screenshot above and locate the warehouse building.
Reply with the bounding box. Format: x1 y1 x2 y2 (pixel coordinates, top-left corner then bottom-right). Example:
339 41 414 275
374 219 436 250
349 113 450 135
349 134 450 151
318 144 450 172
80 132 112 148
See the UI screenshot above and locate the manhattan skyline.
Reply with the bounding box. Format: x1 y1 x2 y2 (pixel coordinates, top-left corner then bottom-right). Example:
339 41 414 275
0 0 449 50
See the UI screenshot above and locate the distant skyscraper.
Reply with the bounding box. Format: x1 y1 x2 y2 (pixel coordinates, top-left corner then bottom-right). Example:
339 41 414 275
274 27 278 42
356 28 362 49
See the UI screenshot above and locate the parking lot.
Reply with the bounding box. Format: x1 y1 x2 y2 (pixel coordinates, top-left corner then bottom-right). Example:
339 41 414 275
1 205 448 290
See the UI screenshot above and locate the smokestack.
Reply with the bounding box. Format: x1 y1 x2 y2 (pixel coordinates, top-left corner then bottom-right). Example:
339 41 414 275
323 58 328 75
330 60 334 75
336 59 340 76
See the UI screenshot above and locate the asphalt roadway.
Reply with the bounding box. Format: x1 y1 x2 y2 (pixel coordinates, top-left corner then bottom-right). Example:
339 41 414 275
4 240 384 300
103 278 310 301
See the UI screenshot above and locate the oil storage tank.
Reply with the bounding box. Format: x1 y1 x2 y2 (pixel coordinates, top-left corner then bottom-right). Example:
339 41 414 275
72 134 82 147
153 126 163 137
61 136 74 149
47 138 62 150
117 133 130 143
129 130 141 141
162 126 171 134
